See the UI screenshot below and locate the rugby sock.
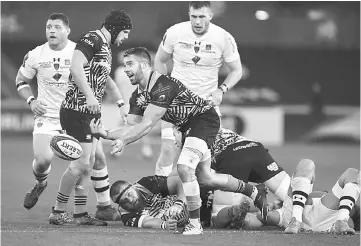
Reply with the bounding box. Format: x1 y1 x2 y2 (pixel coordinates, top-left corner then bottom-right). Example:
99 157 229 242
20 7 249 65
32 160 51 187
225 174 255 199
291 177 312 222
337 182 360 221
54 167 80 211
74 174 90 214
91 167 111 207
182 180 201 221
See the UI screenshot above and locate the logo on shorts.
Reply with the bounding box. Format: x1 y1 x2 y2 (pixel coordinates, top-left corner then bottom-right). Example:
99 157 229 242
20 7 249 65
37 122 43 128
267 162 279 171
86 134 92 140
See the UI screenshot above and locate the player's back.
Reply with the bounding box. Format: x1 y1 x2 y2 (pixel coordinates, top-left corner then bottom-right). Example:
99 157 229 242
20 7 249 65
20 41 76 118
63 30 112 113
164 21 239 98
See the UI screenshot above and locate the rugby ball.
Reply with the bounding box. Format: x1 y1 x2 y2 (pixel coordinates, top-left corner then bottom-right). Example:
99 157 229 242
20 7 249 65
50 133 83 161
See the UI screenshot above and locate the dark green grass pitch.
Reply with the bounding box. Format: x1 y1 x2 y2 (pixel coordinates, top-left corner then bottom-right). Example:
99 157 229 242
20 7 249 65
1 137 360 246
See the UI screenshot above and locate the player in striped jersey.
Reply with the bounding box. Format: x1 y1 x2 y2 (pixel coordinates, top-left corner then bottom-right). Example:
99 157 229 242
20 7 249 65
48 9 132 226
153 1 243 177
110 175 188 230
90 47 267 235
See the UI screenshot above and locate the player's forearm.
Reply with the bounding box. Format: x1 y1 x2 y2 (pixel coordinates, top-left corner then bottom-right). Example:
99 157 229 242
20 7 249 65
141 217 167 229
106 76 125 103
221 67 243 91
70 65 94 98
105 120 152 143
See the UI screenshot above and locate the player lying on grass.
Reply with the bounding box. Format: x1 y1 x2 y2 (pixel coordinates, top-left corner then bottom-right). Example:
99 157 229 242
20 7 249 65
208 159 360 234
109 174 251 231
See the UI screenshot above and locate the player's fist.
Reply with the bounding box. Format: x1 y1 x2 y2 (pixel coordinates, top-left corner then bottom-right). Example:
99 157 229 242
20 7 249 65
110 139 125 155
166 219 178 230
30 100 47 116
165 203 183 218
86 95 100 114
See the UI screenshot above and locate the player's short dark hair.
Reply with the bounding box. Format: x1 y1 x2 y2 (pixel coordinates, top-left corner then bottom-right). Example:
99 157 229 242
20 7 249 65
48 13 69 27
189 1 211 10
123 47 151 65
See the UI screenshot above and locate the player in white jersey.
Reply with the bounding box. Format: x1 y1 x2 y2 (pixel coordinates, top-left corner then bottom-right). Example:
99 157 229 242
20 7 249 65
153 1 243 176
17 13 125 221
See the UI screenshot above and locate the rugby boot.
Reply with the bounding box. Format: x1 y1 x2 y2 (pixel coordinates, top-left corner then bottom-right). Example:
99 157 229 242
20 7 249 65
330 219 355 235
73 212 108 226
95 205 121 221
23 181 48 210
49 207 75 225
182 220 203 235
229 199 251 230
284 217 302 234
253 184 269 222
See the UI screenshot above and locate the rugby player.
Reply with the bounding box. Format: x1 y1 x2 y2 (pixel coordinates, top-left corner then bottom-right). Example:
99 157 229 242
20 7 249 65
89 47 267 234
48 9 132 226
153 1 243 177
17 13 123 221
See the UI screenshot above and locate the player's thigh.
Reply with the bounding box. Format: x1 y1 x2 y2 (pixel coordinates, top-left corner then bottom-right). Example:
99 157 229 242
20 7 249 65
60 107 100 143
248 143 284 183
161 120 175 140
33 116 63 160
184 108 220 148
212 190 246 215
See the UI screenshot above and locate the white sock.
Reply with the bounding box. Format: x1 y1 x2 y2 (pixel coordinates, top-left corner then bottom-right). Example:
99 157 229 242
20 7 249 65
91 167 111 206
291 177 312 222
33 160 51 187
337 182 360 221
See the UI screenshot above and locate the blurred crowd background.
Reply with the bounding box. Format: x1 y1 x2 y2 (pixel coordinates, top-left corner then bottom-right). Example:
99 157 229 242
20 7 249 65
1 1 360 145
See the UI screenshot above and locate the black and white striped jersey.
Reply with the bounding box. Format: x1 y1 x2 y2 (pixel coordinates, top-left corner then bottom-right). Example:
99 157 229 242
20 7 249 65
120 175 188 228
210 128 253 165
62 30 111 113
128 71 212 128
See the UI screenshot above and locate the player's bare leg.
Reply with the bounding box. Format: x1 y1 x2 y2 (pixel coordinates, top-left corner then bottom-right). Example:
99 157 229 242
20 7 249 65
92 139 120 221
196 157 269 222
24 134 53 210
49 140 106 226
264 169 291 202
285 159 315 234
154 121 176 176
328 168 360 235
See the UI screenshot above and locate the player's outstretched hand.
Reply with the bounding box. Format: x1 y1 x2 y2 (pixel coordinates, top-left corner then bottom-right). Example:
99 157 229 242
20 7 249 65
30 100 47 116
110 139 125 155
89 118 108 138
166 218 178 230
86 95 100 114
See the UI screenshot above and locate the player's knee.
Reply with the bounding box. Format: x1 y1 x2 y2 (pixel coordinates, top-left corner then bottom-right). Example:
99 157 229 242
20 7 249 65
177 164 196 182
342 168 360 185
294 159 315 180
34 151 53 167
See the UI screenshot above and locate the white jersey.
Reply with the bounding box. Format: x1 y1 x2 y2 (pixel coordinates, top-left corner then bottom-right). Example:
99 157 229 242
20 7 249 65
161 21 240 99
20 41 76 118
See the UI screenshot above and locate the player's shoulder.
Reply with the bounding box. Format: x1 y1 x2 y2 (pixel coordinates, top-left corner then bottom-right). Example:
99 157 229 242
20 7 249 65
78 30 105 46
67 40 77 49
167 21 190 34
27 42 48 58
209 23 234 38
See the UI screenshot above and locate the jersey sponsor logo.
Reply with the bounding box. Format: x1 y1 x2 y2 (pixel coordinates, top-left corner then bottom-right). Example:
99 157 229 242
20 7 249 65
179 42 192 49
267 162 279 171
65 59 70 65
157 94 166 102
53 58 60 70
82 38 94 47
52 73 62 81
232 142 258 151
206 44 211 50
40 62 52 68
194 41 201 53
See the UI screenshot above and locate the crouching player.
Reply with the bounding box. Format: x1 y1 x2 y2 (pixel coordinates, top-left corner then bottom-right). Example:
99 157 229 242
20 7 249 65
109 175 189 230
266 159 360 235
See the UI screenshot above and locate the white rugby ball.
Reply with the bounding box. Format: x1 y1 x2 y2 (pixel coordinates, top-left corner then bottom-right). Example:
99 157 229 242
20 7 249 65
50 133 83 161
